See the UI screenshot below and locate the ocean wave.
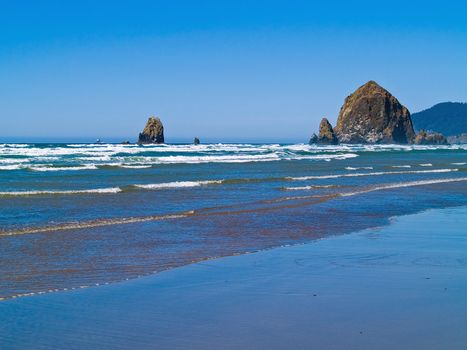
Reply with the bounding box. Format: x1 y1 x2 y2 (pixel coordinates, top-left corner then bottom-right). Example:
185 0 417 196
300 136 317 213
4 175 466 237
0 144 29 148
285 153 359 161
451 162 466 166
345 166 373 170
288 168 458 181
0 180 225 197
1 143 465 170
0 158 31 164
341 177 467 197
391 165 411 168
118 165 153 169
134 180 223 189
29 165 99 171
0 164 24 171
282 185 338 191
0 212 192 236
143 154 282 164
419 163 433 167
0 188 122 197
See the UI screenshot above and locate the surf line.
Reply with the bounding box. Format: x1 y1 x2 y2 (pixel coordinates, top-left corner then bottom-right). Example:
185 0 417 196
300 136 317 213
1 177 466 237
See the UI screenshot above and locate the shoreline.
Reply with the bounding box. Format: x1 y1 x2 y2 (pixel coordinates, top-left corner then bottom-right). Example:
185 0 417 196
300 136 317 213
2 206 467 349
2 202 465 303
0 204 467 303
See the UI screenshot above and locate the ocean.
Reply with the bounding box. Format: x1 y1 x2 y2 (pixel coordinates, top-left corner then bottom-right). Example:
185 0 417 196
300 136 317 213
0 142 466 300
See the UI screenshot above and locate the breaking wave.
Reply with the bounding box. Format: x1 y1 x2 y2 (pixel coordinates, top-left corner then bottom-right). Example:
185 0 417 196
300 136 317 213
2 176 466 237
341 177 467 197
0 188 122 197
345 166 373 170
133 180 223 189
29 165 99 171
282 185 338 191
288 168 458 181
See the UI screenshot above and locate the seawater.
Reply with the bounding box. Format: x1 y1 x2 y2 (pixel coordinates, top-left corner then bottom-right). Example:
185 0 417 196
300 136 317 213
0 143 466 299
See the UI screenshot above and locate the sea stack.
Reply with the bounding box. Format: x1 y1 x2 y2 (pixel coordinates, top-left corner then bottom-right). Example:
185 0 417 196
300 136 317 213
193 137 200 145
138 117 164 144
317 118 338 145
334 81 415 144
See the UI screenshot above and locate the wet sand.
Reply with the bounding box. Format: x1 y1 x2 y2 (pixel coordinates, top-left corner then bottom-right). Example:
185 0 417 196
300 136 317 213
1 206 467 349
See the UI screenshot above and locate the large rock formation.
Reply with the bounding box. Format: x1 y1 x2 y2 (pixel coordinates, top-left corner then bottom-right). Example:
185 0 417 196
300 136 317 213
334 81 415 144
138 117 164 144
414 130 448 145
193 137 200 145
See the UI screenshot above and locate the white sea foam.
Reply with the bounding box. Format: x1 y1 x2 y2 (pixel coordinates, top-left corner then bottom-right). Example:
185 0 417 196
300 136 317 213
1 143 466 170
419 163 433 167
345 166 373 170
341 177 467 197
145 154 282 164
391 165 411 168
282 185 336 191
451 162 466 166
0 188 122 197
29 165 99 171
0 212 191 236
288 168 458 181
285 153 359 161
0 164 24 171
118 164 153 169
0 144 29 148
134 180 223 189
0 158 31 164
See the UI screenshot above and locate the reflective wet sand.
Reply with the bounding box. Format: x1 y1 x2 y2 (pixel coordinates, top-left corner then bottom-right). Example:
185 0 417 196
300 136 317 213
1 206 466 349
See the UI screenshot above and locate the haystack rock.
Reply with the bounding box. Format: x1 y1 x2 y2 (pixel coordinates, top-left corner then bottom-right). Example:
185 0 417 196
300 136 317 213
138 117 164 144
414 130 448 145
334 81 415 144
317 118 338 145
193 137 200 145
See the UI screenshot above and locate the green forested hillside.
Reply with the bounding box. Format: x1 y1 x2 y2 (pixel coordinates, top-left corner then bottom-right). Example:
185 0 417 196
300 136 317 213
411 102 467 136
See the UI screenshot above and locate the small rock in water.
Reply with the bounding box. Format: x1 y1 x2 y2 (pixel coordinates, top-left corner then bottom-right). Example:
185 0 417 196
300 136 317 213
317 117 338 145
194 137 200 145
309 133 319 144
414 130 448 145
138 116 164 144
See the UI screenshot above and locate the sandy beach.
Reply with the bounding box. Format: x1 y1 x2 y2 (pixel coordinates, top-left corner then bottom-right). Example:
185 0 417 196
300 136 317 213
1 206 467 350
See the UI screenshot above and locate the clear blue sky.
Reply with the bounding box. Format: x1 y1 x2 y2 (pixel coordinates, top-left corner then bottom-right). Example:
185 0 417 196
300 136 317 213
1 0 466 142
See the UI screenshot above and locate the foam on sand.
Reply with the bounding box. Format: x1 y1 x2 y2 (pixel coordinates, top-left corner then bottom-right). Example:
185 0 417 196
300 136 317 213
0 212 192 236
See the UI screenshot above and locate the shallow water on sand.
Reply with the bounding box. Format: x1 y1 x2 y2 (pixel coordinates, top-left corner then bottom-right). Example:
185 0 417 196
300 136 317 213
0 143 466 299
1 206 466 350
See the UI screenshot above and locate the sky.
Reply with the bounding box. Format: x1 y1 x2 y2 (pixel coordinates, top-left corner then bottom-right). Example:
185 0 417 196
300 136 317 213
1 0 467 142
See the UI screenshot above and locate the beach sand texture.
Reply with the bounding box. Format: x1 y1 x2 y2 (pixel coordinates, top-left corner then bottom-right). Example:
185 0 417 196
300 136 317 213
1 206 467 350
